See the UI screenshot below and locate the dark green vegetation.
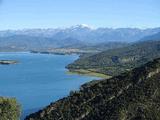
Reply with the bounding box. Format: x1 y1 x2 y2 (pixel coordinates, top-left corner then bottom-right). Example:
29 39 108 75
67 39 160 76
25 58 160 120
0 97 21 120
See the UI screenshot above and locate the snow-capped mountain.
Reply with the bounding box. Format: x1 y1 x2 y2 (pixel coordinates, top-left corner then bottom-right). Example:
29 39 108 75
0 25 160 51
0 25 160 43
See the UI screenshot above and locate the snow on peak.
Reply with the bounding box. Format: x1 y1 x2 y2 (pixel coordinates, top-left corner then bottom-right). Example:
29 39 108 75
79 24 91 28
71 24 94 30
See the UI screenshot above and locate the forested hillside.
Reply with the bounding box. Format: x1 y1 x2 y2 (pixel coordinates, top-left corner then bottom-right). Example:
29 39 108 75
67 39 160 76
25 58 160 120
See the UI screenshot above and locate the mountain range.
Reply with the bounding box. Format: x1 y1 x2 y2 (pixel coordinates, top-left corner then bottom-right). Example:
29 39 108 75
0 25 160 51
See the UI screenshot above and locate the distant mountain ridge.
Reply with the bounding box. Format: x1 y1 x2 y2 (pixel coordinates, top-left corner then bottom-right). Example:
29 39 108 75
0 25 160 52
141 32 160 41
1 26 160 43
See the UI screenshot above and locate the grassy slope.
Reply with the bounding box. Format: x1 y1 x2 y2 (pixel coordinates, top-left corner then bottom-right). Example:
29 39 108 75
67 69 111 78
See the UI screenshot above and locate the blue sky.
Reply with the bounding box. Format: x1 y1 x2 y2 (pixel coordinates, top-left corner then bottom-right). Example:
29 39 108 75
0 0 159 30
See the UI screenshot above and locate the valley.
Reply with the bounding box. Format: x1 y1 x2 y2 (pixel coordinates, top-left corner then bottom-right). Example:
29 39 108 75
1 0 159 119
0 27 160 120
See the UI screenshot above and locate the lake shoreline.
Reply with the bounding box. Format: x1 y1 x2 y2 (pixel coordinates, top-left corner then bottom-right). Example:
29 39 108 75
0 52 99 119
0 51 107 78
29 51 109 78
67 69 111 79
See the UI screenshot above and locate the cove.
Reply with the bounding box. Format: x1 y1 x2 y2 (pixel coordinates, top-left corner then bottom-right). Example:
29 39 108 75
0 52 98 119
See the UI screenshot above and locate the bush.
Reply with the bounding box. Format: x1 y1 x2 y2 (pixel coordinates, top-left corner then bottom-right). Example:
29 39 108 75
0 97 21 120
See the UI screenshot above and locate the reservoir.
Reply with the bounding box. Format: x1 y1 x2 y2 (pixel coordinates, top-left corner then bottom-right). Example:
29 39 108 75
0 52 98 119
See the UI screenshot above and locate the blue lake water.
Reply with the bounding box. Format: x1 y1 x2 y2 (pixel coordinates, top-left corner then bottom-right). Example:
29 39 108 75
0 52 98 119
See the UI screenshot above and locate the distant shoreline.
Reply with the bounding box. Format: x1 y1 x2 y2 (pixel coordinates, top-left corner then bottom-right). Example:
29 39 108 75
30 49 96 56
0 51 107 78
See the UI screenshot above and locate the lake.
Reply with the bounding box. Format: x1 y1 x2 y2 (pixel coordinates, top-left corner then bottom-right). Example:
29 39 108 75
0 52 98 119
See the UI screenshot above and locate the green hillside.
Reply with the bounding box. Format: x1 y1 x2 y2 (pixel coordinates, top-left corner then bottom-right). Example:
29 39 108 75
25 57 160 120
67 40 160 76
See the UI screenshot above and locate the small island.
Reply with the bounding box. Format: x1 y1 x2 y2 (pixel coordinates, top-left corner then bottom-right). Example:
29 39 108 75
0 60 18 65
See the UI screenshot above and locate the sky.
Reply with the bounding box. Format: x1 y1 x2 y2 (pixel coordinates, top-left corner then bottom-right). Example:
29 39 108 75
0 0 159 30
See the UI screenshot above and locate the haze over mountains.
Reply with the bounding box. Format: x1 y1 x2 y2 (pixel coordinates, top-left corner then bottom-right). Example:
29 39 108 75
0 25 160 51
